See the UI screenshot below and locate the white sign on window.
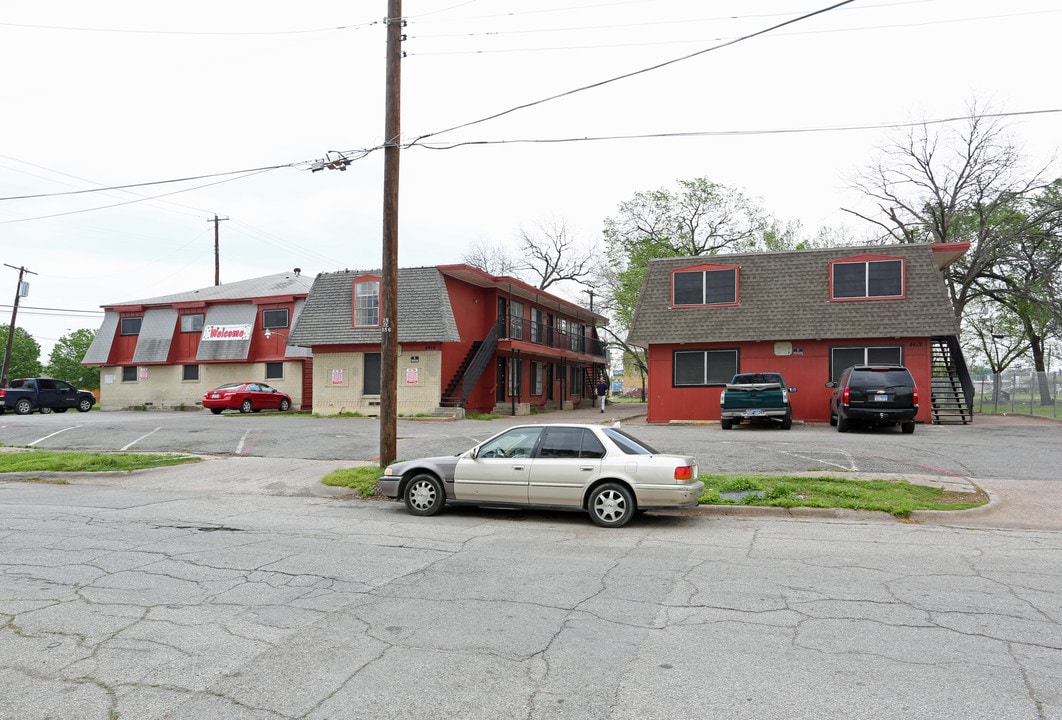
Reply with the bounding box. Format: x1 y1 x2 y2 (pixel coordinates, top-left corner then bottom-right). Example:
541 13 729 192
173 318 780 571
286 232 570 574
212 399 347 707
201 324 252 341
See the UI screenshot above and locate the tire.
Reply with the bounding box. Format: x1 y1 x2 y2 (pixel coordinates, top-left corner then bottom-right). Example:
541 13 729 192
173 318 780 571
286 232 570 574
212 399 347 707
829 411 837 426
40 407 53 414
15 398 33 415
279 398 291 412
837 414 849 433
901 421 915 434
780 410 792 430
55 408 69 413
210 408 223 415
240 399 253 414
77 398 93 413
403 473 445 516
720 418 733 430
587 482 635 528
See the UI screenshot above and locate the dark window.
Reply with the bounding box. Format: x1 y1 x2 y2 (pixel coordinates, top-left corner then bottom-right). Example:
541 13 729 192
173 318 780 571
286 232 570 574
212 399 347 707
570 366 584 396
530 361 542 396
120 317 142 335
673 349 738 386
832 259 903 299
262 309 289 329
180 313 205 333
265 362 283 379
37 379 56 390
603 428 659 455
537 427 606 459
182 365 199 381
363 352 381 395
829 346 903 382
673 268 738 306
122 366 137 382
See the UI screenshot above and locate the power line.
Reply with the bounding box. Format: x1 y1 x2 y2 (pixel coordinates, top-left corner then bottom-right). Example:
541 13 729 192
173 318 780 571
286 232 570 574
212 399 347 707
408 0 859 147
411 108 1062 150
0 19 378 36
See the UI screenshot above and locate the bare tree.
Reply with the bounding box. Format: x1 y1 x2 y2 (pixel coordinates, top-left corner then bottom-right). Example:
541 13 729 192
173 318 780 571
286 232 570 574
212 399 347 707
514 217 603 291
846 102 1057 317
461 238 517 276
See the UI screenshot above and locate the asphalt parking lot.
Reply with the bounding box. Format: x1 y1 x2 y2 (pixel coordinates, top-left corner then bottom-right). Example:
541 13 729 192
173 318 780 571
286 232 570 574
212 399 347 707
1 404 1060 529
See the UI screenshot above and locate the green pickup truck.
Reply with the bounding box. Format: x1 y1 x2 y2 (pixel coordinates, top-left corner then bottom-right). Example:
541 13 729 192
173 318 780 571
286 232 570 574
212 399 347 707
719 372 796 430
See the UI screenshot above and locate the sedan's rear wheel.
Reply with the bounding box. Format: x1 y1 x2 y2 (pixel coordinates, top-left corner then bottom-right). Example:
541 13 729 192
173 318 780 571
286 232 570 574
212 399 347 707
588 482 635 528
240 399 253 414
210 408 223 415
403 474 445 516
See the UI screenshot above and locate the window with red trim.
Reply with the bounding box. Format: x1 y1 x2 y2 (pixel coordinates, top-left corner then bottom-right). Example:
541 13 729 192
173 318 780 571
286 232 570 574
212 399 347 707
831 256 904 300
352 276 381 327
672 265 738 306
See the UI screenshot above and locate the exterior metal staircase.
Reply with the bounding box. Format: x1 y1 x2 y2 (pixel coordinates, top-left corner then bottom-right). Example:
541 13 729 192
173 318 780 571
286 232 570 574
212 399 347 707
930 336 973 424
440 320 502 408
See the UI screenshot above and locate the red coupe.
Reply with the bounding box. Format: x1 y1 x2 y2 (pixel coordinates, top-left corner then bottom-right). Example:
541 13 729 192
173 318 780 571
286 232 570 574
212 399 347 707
202 382 292 414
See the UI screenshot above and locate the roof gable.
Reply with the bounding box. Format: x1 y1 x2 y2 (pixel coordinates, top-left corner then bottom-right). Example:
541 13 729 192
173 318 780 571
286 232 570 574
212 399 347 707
627 243 961 346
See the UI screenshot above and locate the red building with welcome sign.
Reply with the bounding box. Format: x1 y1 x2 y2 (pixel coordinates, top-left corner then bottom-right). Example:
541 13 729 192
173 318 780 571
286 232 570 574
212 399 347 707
82 271 313 410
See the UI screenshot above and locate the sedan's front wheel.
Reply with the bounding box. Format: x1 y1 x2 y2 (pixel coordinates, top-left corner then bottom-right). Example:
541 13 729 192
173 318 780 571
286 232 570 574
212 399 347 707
279 398 291 412
588 482 635 528
404 474 445 516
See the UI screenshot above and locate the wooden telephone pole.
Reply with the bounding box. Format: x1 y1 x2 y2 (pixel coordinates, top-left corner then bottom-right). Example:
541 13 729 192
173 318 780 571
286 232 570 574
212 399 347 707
1 264 37 387
209 214 229 285
380 0 403 467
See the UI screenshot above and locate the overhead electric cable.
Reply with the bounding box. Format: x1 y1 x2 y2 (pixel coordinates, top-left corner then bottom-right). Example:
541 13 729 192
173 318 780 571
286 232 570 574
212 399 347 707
410 108 1062 150
408 0 858 146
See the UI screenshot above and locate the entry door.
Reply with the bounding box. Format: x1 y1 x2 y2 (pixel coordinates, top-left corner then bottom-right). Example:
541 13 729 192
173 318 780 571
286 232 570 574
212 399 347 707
496 358 506 402
528 426 603 506
454 426 542 503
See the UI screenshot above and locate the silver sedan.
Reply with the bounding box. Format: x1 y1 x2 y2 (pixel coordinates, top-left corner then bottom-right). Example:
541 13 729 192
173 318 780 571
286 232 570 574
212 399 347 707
379 423 703 528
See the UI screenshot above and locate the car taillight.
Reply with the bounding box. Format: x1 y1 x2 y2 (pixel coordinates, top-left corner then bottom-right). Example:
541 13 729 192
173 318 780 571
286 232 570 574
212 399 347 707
674 465 695 481
842 386 850 405
912 385 919 407
719 390 725 406
781 388 789 404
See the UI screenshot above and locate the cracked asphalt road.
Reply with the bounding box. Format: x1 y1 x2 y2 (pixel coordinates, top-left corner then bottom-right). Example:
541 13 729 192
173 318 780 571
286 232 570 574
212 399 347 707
2 409 1060 718
2 482 1060 720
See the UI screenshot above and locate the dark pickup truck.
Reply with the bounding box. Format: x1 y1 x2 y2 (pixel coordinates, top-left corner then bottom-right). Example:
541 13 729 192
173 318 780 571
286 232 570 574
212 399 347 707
0 378 96 415
719 372 796 430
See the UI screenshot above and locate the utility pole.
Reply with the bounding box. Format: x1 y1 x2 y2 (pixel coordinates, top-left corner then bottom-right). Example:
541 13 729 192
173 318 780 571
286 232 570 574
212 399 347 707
1 264 37 387
379 0 403 467
208 215 229 285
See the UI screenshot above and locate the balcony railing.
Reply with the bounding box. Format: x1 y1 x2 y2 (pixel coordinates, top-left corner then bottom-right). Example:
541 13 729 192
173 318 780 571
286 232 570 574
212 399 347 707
505 318 606 358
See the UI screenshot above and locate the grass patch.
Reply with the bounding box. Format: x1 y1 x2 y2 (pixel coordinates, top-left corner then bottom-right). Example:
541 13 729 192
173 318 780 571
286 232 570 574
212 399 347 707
0 450 200 473
699 474 988 518
321 465 383 497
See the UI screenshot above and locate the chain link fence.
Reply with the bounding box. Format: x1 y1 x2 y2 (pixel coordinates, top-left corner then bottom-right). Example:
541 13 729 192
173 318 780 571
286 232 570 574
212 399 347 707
974 370 1060 417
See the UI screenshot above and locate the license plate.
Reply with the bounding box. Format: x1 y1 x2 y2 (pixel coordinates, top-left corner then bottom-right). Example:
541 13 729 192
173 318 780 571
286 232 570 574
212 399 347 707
211 393 220 399
873 395 890 402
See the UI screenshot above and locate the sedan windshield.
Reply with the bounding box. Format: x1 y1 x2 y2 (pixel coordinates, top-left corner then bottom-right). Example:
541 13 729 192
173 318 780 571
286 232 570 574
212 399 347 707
602 428 659 455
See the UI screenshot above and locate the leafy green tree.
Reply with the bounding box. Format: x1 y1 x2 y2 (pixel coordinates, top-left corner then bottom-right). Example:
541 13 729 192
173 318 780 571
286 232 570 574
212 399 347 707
45 328 100 389
603 177 797 331
0 326 43 384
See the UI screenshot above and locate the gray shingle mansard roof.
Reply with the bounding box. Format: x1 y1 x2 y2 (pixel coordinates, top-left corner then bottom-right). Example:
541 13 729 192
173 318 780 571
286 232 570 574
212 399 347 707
627 243 961 346
101 271 313 307
287 267 461 346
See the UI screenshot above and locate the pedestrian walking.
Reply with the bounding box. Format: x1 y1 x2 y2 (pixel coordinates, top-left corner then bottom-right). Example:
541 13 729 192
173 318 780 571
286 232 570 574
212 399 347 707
595 377 609 412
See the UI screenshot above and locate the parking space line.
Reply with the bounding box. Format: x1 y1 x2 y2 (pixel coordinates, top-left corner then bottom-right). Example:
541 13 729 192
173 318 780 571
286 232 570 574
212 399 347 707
236 430 251 455
121 427 161 452
28 426 81 447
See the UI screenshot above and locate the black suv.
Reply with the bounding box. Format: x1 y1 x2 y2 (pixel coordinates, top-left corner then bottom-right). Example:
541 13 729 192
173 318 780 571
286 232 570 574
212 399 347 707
826 365 919 434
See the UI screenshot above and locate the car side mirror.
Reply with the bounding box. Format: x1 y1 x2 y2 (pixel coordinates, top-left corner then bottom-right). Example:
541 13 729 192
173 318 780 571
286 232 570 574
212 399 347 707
469 446 479 460
789 387 797 393
825 381 837 388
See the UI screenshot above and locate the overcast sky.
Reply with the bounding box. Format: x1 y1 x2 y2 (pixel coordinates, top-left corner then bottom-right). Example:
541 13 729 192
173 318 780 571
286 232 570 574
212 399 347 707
2 0 1059 358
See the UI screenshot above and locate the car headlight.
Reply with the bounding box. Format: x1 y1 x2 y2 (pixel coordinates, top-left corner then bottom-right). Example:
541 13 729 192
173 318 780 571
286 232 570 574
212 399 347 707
383 467 394 476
